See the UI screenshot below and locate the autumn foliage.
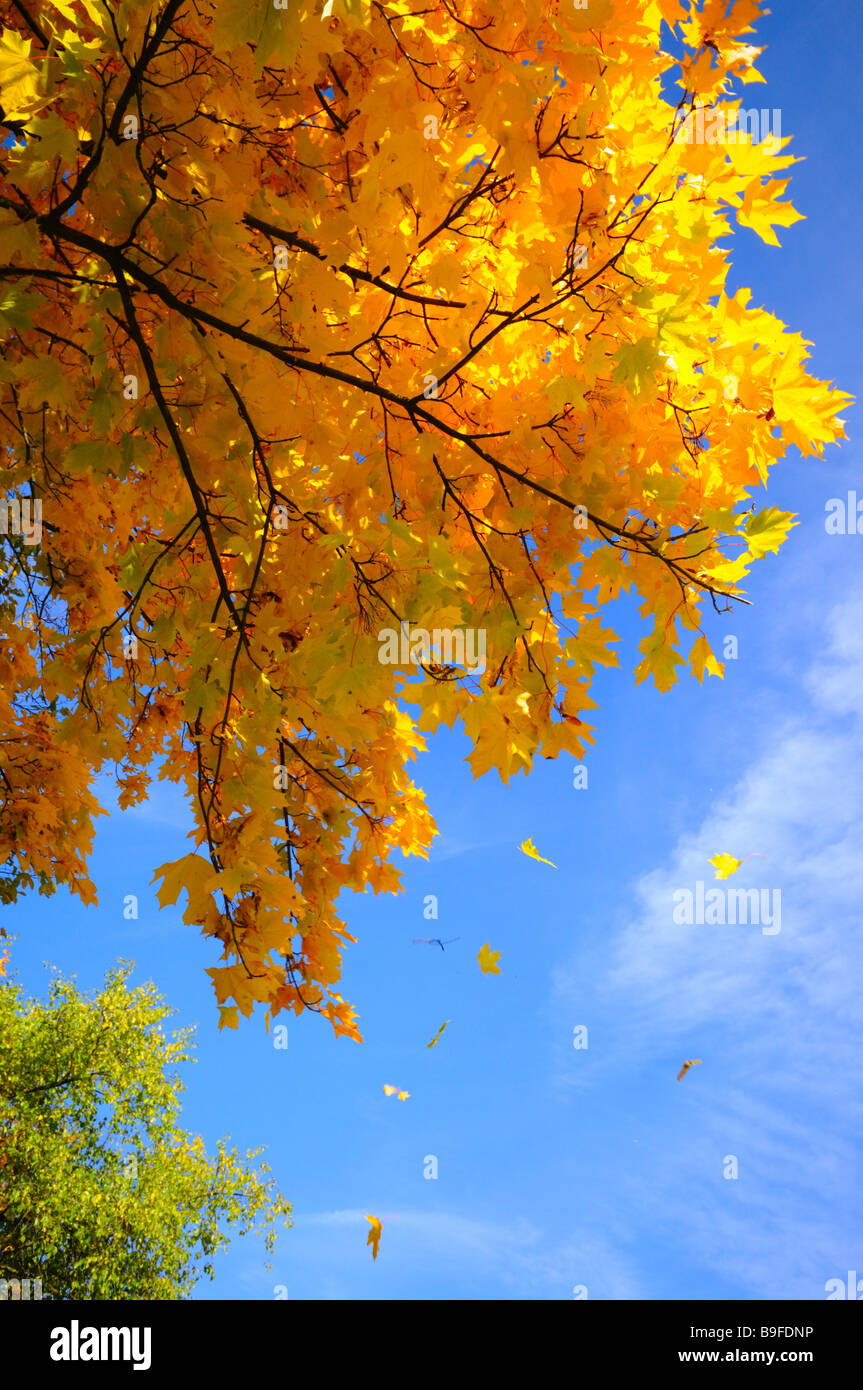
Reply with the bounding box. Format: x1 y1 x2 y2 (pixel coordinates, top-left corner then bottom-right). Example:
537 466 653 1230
0 0 850 1038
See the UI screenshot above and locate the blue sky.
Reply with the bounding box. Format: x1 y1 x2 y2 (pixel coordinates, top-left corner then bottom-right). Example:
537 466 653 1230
5 0 863 1300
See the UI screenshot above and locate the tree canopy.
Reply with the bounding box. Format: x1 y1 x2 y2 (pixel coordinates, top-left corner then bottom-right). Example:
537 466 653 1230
0 0 850 1038
0 963 291 1298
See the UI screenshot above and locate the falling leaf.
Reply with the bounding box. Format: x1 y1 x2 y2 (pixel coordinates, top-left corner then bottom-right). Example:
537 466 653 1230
366 1214 382 1260
677 1059 702 1081
427 1020 450 1049
710 853 743 879
383 1084 409 1099
477 942 502 975
711 851 766 879
397 1090 409 1101
519 838 557 869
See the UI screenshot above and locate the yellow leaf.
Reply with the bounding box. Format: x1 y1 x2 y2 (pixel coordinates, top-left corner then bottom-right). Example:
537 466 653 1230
710 853 742 879
519 837 557 869
677 1059 701 1081
477 942 502 975
218 1005 239 1031
546 375 586 413
737 179 805 247
689 635 724 684
366 1214 382 1261
151 853 215 919
613 338 662 398
634 630 686 693
427 1020 449 1049
740 506 797 559
383 1084 409 1099
0 31 41 122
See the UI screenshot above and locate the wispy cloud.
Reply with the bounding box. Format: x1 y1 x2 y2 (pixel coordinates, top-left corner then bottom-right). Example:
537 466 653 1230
551 596 863 1296
290 1208 642 1298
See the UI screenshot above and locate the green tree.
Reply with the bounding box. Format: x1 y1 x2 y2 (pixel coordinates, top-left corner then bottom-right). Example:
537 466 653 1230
0 963 290 1299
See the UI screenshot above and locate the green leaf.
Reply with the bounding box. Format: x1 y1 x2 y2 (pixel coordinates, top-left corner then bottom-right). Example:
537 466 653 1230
741 506 797 558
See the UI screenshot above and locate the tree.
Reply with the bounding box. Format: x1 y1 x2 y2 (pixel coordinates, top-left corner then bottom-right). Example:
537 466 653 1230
0 1 850 1038
0 963 291 1298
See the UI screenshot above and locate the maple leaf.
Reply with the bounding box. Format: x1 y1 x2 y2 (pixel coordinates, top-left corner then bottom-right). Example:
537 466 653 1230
634 629 686 694
383 1084 409 1099
427 1020 450 1049
737 178 805 247
710 853 743 879
151 854 215 917
711 851 765 878
677 1059 702 1081
519 838 557 869
477 943 502 976
0 31 44 122
689 635 724 684
614 338 663 398
366 1215 382 1261
740 507 797 560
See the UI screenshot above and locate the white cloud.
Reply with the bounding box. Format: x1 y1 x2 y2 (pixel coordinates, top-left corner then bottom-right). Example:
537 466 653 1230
805 591 863 716
287 1208 641 1297
551 598 863 1296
